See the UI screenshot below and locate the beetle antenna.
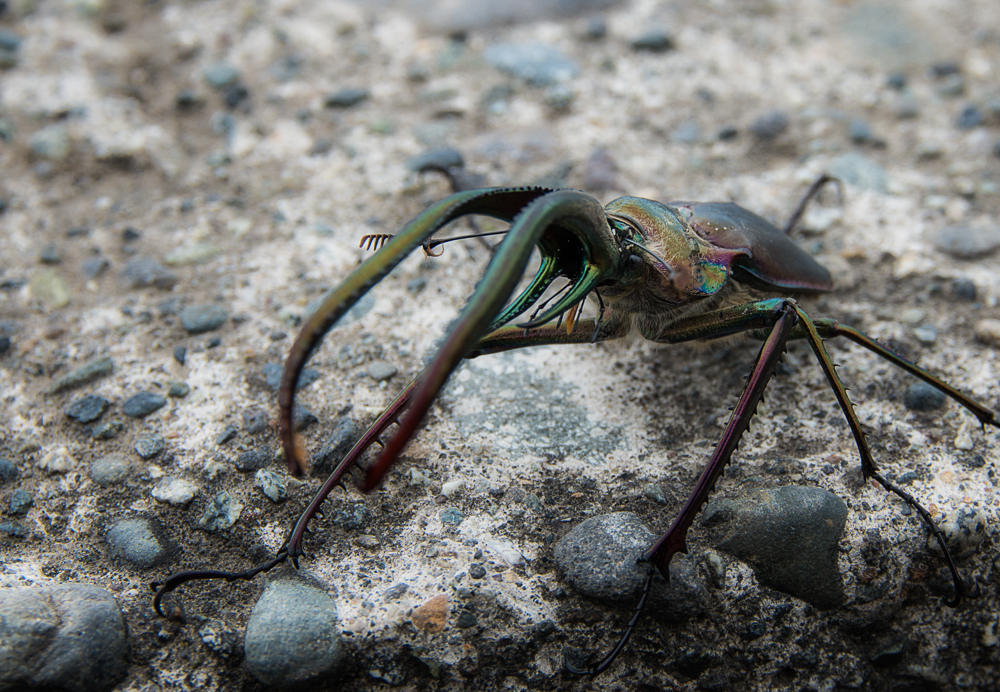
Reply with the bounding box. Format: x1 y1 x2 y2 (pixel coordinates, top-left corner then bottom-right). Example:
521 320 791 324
359 230 510 255
621 238 671 269
782 174 843 235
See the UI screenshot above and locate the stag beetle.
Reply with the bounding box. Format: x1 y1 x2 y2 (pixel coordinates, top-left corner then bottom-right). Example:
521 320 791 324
153 179 998 675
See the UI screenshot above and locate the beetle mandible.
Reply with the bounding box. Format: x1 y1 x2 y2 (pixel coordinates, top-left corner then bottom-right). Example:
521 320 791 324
153 180 999 674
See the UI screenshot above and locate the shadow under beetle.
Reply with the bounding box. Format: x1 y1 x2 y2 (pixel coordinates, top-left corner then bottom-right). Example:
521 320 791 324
153 177 999 675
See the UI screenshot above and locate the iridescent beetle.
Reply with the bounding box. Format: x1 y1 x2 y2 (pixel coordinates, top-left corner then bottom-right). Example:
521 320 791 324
153 182 999 674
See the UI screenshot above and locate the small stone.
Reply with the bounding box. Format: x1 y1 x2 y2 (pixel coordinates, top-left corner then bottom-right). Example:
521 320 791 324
935 73 965 97
469 563 486 579
204 63 240 89
293 405 318 431
893 91 920 119
39 242 61 264
932 224 1000 259
164 243 221 266
175 89 202 109
198 619 239 658
244 579 346 686
928 507 988 558
91 420 124 440
121 257 178 290
29 124 71 161
584 16 607 40
407 277 427 295
38 446 76 474
383 583 408 599
0 336 9 356
367 360 398 381
356 535 380 549
974 319 1000 347
456 611 477 628
406 147 464 172
123 391 167 418
0 585 128 691
8 489 32 515
80 256 109 279
957 105 983 130
324 87 370 108
631 29 674 53
90 454 130 486
236 448 272 471
0 521 27 538
262 362 320 390
483 42 580 86
254 469 288 502
903 381 947 411
717 125 738 140
749 110 789 140
106 517 165 567
440 507 464 525
65 394 111 423
134 435 165 459
898 307 925 325
412 594 448 633
544 82 574 111
198 491 243 531
224 84 249 108
28 270 70 308
151 477 199 506
848 117 873 143
180 303 228 334
826 152 889 193
312 418 361 476
167 380 189 398
0 457 17 485
643 482 668 504
913 326 937 344
952 278 977 301
216 424 238 445
671 120 701 144
887 73 906 89
173 346 187 366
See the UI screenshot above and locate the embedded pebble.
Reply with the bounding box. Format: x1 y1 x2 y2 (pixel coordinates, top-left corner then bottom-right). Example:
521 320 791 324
483 42 579 86
367 360 398 381
932 224 1000 259
198 619 239 658
406 147 463 172
903 381 947 411
38 446 76 474
242 407 269 434
28 270 70 307
204 63 240 88
952 278 977 301
198 491 243 531
90 454 130 487
173 346 187 366
412 594 448 633
0 457 17 484
120 257 178 290
293 405 318 431
701 486 847 608
167 380 189 398
106 517 165 567
898 307 925 325
151 477 198 505
928 507 988 558
0 521 28 538
164 242 221 266
92 420 124 440
29 124 71 161
848 117 874 143
216 424 238 445
262 362 320 390
0 584 128 692
630 29 674 52
383 582 408 599
122 391 167 418
643 482 668 504
826 152 889 193
324 87 370 108
236 448 272 471
748 109 789 139
66 394 111 423
81 256 110 279
180 303 228 334
554 512 707 618
440 507 464 525
254 469 288 502
469 563 486 579
312 417 361 476
45 356 114 395
441 480 464 497
974 319 1000 347
134 435 165 459
913 326 937 344
244 579 345 687
8 489 33 515
957 105 983 130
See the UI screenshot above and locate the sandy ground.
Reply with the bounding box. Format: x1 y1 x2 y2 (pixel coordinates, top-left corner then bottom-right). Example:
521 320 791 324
2 0 1000 689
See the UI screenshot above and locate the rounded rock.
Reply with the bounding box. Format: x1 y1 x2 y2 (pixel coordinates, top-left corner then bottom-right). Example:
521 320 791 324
65 394 111 424
974 319 1000 347
198 491 243 531
367 360 398 381
236 448 272 471
180 303 228 334
151 477 198 506
244 579 345 687
134 434 165 459
91 454 130 487
106 517 165 568
749 109 789 139
928 506 988 558
0 457 18 484
254 469 288 502
8 489 33 515
122 391 167 418
903 381 947 411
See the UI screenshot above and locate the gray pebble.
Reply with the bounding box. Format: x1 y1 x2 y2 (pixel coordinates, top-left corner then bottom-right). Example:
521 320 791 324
39 242 61 264
0 29 22 52
65 394 111 424
204 63 240 89
91 420 124 440
332 503 372 531
383 582 408 599
932 223 1000 259
173 346 186 366
180 303 228 334
748 109 789 139
0 584 128 692
913 326 937 344
952 278 977 301
0 457 17 485
198 491 243 531
0 335 9 356
554 512 707 619
151 477 198 506
293 405 318 431
407 147 464 172
643 482 668 504
441 507 464 525
469 563 486 579
8 489 33 515
121 257 178 290
701 486 847 608
134 435 165 459
456 611 477 628
242 407 269 434
935 73 965 97
167 380 189 398
262 361 320 390
312 417 361 476
216 424 238 445
28 124 71 161
80 256 110 279
367 360 398 381
236 448 272 472
903 381 947 411
198 619 239 658
0 520 28 538
826 152 889 193
928 507 988 558
324 87 370 108
244 579 346 686
544 82 574 111
122 391 167 418
671 120 701 144
848 117 874 143
106 517 165 567
483 42 580 86
584 16 607 40
631 29 674 53
45 356 114 395
407 276 427 295
893 91 920 118
254 469 288 502
956 105 983 130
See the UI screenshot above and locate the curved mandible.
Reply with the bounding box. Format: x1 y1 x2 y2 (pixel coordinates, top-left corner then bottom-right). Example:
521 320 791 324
358 189 622 492
279 187 553 476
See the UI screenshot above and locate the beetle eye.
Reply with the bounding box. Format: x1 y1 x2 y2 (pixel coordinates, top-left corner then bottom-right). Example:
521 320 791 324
626 254 643 272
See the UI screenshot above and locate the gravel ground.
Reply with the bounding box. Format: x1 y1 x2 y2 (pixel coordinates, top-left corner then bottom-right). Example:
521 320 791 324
2 0 1000 690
